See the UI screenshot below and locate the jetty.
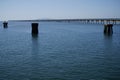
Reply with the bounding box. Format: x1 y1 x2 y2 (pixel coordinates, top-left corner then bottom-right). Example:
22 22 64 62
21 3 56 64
9 18 120 25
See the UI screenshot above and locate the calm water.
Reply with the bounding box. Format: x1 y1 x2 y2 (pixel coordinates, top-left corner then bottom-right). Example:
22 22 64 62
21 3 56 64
0 21 120 80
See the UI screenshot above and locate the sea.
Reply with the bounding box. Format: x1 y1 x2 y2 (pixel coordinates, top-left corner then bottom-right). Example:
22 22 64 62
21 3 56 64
0 21 120 80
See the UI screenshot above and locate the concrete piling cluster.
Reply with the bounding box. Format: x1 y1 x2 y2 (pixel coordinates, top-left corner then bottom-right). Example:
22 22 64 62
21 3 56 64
104 24 113 35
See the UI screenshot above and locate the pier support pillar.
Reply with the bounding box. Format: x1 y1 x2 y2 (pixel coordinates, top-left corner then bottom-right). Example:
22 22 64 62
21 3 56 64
104 24 113 35
3 21 8 28
31 23 39 34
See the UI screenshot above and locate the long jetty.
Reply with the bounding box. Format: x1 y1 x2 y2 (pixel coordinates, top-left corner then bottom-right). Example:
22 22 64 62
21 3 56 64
10 18 120 25
39 19 120 24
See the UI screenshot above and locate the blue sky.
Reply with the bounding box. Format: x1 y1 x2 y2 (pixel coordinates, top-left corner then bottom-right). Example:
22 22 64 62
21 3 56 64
0 0 120 20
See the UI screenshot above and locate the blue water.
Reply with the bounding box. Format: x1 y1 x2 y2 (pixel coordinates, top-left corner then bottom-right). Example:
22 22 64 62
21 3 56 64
0 21 120 80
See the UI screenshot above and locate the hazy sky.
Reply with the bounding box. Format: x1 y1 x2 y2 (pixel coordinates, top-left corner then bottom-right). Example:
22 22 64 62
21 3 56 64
0 0 120 20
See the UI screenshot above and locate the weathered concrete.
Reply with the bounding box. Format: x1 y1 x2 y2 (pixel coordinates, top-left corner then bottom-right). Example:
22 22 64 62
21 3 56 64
104 24 113 35
31 23 39 34
3 21 8 28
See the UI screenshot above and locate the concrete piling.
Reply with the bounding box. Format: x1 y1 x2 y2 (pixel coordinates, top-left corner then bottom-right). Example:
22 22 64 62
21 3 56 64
31 23 39 34
3 21 8 28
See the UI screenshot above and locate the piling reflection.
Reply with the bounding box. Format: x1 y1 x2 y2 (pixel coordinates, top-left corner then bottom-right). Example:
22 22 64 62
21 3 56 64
104 32 113 37
30 34 40 76
103 31 113 50
31 34 39 65
32 34 38 39
103 33 114 79
31 34 39 54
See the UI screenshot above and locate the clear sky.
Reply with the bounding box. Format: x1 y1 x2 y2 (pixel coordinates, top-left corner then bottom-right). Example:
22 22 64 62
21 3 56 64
0 0 120 20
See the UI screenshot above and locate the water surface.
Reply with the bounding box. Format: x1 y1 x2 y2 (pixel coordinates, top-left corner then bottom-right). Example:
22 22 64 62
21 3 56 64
0 21 120 80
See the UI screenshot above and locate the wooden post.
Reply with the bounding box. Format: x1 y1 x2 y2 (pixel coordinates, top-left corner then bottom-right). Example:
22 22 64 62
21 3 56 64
104 24 113 35
3 21 8 28
31 23 39 34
